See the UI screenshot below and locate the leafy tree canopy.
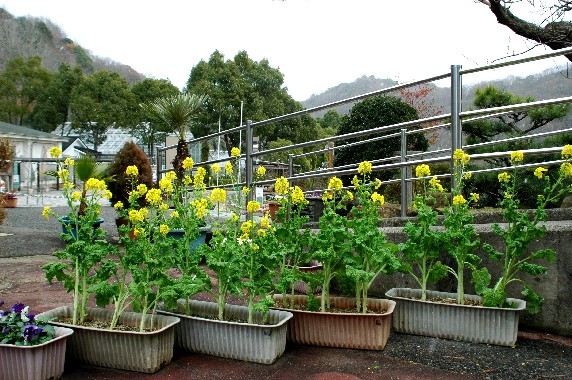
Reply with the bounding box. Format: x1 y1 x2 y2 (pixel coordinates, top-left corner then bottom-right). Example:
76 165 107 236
333 95 428 181
0 56 52 126
70 70 138 152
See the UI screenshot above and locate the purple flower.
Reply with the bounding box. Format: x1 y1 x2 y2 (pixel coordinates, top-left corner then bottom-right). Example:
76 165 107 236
27 313 36 321
3 327 10 334
10 303 25 314
22 325 43 341
0 301 4 308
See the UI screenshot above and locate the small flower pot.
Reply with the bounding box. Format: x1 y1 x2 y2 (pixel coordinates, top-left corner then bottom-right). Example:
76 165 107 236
3 197 17 208
0 326 73 380
167 226 211 253
59 216 104 239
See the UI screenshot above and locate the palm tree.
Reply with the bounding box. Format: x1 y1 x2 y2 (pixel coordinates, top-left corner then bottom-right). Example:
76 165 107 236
141 93 207 181
74 154 104 215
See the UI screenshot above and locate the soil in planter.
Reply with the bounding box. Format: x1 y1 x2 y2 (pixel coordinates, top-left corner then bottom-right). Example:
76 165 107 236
57 317 157 332
405 296 484 307
273 300 389 314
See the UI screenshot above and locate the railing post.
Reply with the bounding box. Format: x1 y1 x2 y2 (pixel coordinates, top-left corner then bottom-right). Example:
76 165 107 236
288 154 294 177
451 64 462 190
400 129 408 218
156 146 162 183
246 120 254 220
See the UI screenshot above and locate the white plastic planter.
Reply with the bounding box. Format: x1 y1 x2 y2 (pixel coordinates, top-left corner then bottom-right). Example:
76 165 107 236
385 288 526 346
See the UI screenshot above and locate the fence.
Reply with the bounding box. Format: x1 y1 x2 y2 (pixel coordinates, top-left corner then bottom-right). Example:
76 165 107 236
157 46 572 216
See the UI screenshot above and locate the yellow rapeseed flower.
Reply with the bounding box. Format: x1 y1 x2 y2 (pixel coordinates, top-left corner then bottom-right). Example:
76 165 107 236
114 201 124 210
58 169 70 181
470 193 480 202
145 188 163 206
453 149 470 164
225 162 234 175
534 167 548 179
231 212 240 223
103 190 112 199
136 184 148 195
247 201 261 213
159 203 169 211
358 161 372 175
159 224 170 236
64 157 74 167
129 210 144 223
328 177 343 191
415 164 431 178
211 163 221 175
165 171 177 181
171 210 179 218
562 145 572 159
291 186 307 205
159 177 173 192
260 215 271 229
71 191 82 202
429 177 444 192
256 166 266 177
452 194 466 205
241 221 253 236
49 146 62 158
511 151 524 163
560 162 572 177
257 229 266 237
126 165 139 177
139 208 148 218
351 175 359 187
242 187 250 195
182 157 194 170
275 176 289 195
184 175 192 186
210 188 226 203
231 147 240 157
346 191 354 201
86 178 105 191
498 172 511 183
194 167 206 188
133 228 144 237
42 206 51 219
371 192 385 205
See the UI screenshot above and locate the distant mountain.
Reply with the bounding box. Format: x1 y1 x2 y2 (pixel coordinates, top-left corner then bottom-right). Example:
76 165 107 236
0 7 145 84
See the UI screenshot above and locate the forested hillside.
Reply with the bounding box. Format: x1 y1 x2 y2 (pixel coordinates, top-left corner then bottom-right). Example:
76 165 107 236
0 8 144 84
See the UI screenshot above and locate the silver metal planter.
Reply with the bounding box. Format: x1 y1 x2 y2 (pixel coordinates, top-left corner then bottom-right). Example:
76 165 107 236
272 294 395 350
0 326 73 380
158 299 293 364
38 306 180 373
385 288 526 346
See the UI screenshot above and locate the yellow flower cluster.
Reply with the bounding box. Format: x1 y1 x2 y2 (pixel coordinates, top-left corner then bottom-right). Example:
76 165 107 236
240 220 253 238
136 184 148 195
49 146 62 158
452 194 466 205
429 177 444 192
71 191 82 202
358 161 372 175
64 157 74 167
126 165 139 177
351 175 359 187
166 171 177 181
85 178 106 192
194 167 206 188
114 201 124 210
328 177 343 191
159 224 170 236
211 163 221 175
453 149 470 164
42 206 51 219
291 186 307 205
275 176 289 195
346 191 354 201
470 193 480 202
256 166 266 177
170 210 179 218
159 177 173 193
562 145 572 159
415 164 431 178
210 188 226 203
191 198 209 218
561 162 572 177
247 201 261 213
225 162 233 175
129 209 146 223
145 188 163 206
498 172 511 183
182 157 194 170
371 192 385 205
231 147 241 157
510 151 524 163
58 169 70 181
534 167 548 179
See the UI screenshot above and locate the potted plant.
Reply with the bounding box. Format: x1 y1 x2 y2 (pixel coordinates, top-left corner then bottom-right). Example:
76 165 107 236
1 301 73 380
0 192 17 208
159 156 293 365
386 149 570 346
39 148 180 373
273 165 396 351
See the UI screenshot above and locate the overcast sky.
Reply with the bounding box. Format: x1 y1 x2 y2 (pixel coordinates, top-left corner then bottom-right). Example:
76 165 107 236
0 0 567 101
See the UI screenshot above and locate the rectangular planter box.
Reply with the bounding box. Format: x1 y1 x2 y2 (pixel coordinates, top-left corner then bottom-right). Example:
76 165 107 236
158 299 292 364
293 261 322 294
272 294 395 350
0 326 73 380
38 306 180 373
385 288 526 346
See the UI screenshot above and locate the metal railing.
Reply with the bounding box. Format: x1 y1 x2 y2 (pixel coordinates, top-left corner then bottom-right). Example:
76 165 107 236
157 46 572 217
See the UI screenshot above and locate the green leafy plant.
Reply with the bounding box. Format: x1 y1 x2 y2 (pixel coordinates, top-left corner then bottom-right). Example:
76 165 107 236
441 150 481 305
472 148 572 313
398 164 447 301
41 147 117 325
272 176 313 309
0 302 56 346
308 176 352 312
345 161 400 313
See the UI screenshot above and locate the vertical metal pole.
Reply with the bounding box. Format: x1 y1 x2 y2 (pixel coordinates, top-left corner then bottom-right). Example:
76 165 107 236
400 129 408 218
245 120 254 220
156 147 162 183
288 154 294 178
451 64 462 190
328 142 334 170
